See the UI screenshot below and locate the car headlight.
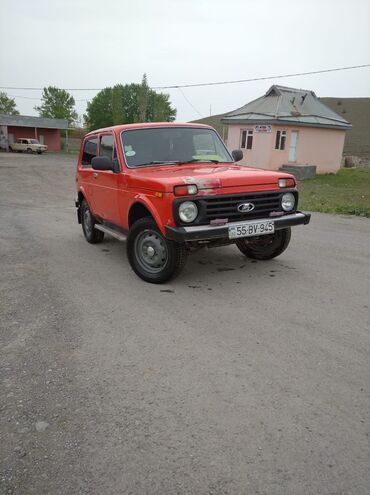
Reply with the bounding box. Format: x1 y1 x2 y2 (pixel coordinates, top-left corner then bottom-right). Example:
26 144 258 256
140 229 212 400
281 192 295 212
178 201 198 223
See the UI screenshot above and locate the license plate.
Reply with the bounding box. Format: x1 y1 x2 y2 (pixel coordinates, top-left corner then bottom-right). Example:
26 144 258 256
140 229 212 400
228 220 275 239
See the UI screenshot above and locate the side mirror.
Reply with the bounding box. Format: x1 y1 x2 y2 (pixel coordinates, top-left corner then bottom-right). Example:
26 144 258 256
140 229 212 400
232 149 243 162
91 156 117 172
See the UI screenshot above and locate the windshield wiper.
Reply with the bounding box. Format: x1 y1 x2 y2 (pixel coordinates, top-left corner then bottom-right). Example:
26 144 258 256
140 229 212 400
135 159 222 167
135 160 180 167
178 159 220 164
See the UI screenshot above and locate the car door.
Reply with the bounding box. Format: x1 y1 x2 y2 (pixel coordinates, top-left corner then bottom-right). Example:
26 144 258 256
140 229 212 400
91 133 120 226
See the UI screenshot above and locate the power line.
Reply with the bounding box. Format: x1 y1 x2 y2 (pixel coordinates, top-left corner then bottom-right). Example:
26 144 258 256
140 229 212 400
155 63 370 89
177 87 203 118
8 93 88 102
1 63 369 92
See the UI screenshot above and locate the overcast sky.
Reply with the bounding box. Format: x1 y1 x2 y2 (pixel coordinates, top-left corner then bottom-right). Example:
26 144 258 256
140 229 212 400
1 0 369 123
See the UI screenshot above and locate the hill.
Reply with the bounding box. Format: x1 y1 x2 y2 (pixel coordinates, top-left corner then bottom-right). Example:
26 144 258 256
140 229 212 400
320 98 370 156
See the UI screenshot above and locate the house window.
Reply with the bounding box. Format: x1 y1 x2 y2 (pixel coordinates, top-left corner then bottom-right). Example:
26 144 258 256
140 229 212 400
275 130 287 150
240 129 253 149
240 129 253 150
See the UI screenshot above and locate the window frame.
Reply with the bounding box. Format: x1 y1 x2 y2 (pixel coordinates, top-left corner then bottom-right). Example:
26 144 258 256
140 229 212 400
240 129 253 150
275 130 287 151
81 135 98 168
98 133 117 160
120 126 233 169
98 132 120 172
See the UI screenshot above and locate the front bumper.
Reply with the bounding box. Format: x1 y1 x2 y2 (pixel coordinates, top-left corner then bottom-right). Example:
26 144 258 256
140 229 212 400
165 211 311 242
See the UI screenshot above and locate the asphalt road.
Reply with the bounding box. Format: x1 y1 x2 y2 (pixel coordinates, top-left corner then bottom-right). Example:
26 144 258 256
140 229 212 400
1 152 369 495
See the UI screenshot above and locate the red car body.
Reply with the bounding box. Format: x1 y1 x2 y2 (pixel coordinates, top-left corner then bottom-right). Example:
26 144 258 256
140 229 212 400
76 122 310 283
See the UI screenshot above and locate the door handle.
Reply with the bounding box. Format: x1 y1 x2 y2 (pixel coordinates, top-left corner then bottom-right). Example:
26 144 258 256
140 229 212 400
93 172 98 178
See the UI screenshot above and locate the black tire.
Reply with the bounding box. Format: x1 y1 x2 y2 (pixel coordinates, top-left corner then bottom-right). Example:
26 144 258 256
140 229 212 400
37 151 42 154
127 217 187 284
236 228 291 260
81 199 104 244
27 148 33 153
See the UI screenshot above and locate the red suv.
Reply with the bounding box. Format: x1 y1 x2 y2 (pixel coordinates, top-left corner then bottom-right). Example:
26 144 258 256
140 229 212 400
75 123 310 283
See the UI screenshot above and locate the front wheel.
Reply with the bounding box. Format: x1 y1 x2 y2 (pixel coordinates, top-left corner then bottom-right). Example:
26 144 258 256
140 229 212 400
127 218 187 283
81 199 104 244
236 228 291 260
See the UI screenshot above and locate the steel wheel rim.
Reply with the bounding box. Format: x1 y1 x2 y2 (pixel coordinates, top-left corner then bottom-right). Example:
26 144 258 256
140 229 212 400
83 207 92 235
134 229 168 273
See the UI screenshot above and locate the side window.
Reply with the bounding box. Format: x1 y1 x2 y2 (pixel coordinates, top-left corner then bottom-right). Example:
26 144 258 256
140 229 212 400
99 134 116 160
81 137 98 167
240 129 253 150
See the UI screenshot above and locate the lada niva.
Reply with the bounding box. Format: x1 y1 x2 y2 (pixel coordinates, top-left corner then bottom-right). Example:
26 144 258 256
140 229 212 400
75 123 310 283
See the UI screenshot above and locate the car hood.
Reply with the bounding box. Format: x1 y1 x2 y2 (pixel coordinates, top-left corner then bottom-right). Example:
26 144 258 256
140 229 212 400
126 162 294 193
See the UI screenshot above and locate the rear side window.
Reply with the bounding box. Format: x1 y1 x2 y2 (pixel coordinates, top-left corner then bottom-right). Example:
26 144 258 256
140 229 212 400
81 137 97 167
99 134 117 160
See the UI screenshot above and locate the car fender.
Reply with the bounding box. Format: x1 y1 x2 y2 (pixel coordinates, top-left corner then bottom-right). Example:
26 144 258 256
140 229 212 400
77 185 98 219
129 195 167 236
77 185 90 204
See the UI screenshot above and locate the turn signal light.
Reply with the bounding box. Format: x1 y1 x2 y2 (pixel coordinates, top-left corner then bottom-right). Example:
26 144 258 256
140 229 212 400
278 178 295 188
174 184 198 196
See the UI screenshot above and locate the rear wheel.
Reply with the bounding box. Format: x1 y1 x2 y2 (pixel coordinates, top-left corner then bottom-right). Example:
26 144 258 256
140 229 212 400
127 218 187 283
81 199 104 244
236 228 291 260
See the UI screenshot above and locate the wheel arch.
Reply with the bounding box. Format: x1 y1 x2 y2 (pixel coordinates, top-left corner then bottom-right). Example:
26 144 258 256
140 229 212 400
76 188 93 223
128 201 154 227
128 199 164 234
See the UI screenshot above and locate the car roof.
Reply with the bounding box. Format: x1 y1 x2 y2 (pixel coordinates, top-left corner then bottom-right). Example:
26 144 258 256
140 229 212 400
85 122 214 136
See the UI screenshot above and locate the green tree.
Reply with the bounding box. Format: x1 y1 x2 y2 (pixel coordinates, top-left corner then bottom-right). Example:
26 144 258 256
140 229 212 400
0 92 19 115
84 75 176 131
35 86 78 125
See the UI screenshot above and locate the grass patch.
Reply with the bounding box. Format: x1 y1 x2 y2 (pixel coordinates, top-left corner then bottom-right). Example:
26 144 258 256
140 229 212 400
298 167 370 217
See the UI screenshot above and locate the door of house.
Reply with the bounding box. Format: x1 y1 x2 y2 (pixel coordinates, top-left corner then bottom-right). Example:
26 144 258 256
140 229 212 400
288 131 299 162
39 135 44 144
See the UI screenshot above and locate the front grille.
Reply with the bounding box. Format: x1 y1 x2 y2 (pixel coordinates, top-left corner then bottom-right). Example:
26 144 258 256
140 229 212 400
201 191 287 224
173 190 298 226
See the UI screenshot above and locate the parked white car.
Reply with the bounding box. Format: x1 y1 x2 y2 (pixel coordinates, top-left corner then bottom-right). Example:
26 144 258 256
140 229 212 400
10 138 48 154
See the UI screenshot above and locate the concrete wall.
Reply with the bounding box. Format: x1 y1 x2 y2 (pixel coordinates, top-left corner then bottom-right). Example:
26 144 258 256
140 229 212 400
226 124 346 173
7 127 61 152
61 137 82 151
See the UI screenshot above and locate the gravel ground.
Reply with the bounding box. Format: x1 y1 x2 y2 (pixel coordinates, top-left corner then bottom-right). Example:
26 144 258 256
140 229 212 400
0 152 369 495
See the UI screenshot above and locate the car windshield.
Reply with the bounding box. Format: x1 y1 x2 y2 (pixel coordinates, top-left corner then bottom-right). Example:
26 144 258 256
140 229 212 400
121 127 233 168
30 139 39 144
